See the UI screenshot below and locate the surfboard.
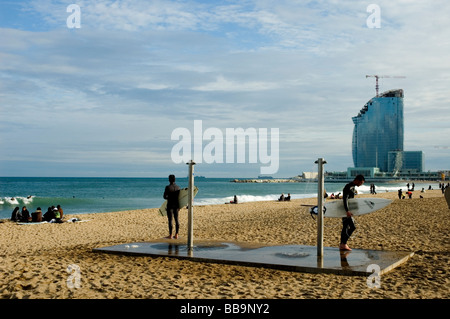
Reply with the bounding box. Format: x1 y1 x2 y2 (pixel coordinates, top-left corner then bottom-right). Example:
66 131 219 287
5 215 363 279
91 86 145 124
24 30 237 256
445 187 450 209
159 186 199 217
17 221 49 225
16 219 89 225
309 198 392 218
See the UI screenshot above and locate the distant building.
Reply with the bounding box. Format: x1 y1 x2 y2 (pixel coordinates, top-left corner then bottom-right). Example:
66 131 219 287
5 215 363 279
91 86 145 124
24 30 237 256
388 151 425 174
347 167 380 179
351 89 423 174
302 172 318 180
352 89 404 172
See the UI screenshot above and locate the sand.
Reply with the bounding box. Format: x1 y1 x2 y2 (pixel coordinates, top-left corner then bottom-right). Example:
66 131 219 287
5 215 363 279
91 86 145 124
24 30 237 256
0 189 448 300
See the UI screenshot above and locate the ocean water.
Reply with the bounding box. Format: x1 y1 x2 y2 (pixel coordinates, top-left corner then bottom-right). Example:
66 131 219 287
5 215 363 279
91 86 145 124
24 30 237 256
0 177 440 220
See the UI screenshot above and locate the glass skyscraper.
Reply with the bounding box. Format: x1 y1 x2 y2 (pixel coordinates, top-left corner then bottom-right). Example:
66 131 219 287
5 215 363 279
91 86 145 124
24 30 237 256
352 89 404 172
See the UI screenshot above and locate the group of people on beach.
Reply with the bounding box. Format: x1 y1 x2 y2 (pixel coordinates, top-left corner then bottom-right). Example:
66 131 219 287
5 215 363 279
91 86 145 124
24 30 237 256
278 193 291 201
439 182 450 194
10 205 64 223
327 192 341 199
396 182 449 199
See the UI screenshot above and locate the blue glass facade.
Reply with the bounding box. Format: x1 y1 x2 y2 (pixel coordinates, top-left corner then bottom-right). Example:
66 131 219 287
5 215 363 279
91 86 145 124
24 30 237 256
352 89 404 172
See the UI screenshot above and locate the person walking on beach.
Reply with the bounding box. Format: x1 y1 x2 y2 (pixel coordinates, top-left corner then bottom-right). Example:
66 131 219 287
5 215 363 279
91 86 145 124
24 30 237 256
163 174 180 239
339 174 365 251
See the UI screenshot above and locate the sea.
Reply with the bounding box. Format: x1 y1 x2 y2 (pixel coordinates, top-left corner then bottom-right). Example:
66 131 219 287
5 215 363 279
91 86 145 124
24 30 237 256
0 177 440 220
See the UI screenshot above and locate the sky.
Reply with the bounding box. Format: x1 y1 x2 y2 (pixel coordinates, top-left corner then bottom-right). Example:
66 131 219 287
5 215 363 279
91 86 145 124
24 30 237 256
0 0 449 178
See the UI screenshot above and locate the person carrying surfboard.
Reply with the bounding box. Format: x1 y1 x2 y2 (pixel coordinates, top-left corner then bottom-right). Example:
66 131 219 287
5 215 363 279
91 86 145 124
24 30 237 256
340 174 365 251
163 174 181 239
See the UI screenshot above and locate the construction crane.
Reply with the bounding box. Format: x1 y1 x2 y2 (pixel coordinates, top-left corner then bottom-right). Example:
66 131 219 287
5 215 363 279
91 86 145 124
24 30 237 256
366 75 406 97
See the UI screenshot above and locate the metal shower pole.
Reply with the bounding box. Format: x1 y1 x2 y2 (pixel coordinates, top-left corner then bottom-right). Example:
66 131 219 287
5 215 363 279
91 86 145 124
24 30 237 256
315 158 327 258
187 160 196 252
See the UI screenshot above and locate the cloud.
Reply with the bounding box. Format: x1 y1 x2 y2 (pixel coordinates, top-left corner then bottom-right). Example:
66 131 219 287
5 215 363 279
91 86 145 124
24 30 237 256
192 75 280 92
1 0 449 177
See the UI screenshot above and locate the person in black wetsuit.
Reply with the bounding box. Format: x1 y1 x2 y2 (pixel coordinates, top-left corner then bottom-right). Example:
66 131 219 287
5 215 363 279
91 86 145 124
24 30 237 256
339 174 365 251
163 174 181 239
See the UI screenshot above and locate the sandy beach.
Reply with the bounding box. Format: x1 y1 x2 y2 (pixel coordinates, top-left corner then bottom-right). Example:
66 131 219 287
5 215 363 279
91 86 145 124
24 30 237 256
0 189 448 300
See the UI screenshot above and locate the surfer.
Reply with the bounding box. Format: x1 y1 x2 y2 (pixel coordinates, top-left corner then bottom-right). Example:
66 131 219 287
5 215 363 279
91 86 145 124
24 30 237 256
163 174 181 239
339 174 365 251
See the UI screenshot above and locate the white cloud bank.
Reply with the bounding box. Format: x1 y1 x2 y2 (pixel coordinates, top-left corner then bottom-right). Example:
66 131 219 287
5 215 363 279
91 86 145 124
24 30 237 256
0 0 449 177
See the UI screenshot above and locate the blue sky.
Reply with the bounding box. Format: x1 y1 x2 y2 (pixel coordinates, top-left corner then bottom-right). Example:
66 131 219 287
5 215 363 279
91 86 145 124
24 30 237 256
1 0 449 177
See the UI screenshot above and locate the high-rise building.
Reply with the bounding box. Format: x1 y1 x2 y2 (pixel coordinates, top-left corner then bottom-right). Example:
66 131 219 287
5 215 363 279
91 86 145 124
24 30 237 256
352 89 404 172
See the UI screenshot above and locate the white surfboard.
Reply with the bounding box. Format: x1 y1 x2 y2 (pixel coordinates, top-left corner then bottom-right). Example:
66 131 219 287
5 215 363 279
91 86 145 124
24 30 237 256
309 198 392 218
159 186 199 217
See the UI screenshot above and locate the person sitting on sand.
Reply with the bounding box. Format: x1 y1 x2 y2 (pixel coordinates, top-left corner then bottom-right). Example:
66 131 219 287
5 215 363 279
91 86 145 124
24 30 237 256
31 207 42 222
52 207 63 223
10 207 21 222
57 205 64 220
226 195 238 204
284 193 291 201
43 207 55 222
278 193 285 201
20 206 30 223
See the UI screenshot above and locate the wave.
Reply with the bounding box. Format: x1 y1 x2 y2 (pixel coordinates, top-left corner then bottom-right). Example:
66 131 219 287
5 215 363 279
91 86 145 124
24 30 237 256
0 196 35 206
194 193 316 206
0 195 94 209
357 183 433 194
193 182 438 206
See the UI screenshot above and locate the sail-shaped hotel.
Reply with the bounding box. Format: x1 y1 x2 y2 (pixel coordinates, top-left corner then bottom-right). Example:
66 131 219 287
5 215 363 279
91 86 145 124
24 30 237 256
349 89 424 177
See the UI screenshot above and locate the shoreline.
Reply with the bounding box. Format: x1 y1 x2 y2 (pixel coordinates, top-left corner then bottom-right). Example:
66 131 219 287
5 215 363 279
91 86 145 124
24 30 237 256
0 189 448 299
232 178 449 183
